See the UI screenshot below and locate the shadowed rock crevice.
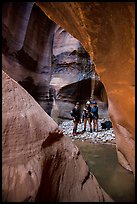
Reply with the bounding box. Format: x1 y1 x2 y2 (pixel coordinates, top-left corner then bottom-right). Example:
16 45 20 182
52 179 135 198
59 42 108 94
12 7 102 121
18 76 38 100
81 171 90 189
15 48 38 72
56 78 91 103
42 130 64 148
2 36 9 54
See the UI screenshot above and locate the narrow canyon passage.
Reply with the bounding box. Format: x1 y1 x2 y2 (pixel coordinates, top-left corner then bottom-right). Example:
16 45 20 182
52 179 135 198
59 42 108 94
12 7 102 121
37 2 135 176
2 2 135 202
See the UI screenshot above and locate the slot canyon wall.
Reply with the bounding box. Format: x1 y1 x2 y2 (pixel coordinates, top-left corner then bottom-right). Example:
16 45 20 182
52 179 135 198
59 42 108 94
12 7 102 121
2 70 113 202
2 2 56 115
51 25 108 120
36 2 135 174
2 1 134 202
2 2 111 202
2 2 108 120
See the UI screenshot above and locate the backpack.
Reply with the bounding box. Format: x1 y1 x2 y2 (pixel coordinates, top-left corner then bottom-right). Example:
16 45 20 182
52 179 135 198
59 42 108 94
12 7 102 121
101 121 112 130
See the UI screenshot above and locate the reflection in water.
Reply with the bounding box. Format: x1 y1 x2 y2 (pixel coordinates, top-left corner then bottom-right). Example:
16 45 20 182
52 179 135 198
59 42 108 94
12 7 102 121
74 141 135 202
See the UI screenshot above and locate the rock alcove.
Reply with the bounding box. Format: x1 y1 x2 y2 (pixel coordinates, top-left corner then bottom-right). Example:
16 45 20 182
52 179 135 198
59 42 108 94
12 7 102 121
2 2 134 202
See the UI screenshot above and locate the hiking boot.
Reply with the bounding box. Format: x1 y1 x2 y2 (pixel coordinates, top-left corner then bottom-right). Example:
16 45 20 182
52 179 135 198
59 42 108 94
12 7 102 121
82 128 86 133
90 129 92 133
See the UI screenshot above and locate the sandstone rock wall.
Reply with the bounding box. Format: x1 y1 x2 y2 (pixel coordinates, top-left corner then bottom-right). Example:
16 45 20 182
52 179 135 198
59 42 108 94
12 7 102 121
2 2 34 53
2 2 108 120
2 3 104 122
2 3 56 114
2 70 113 202
51 26 108 120
3 2 134 175
36 2 135 174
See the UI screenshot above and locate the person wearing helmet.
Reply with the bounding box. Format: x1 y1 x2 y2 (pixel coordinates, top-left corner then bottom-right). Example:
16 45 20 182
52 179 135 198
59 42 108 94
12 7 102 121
70 102 81 136
91 101 99 132
82 101 92 133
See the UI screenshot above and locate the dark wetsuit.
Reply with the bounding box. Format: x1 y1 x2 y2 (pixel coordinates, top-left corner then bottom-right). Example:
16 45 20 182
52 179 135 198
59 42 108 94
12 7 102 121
92 105 99 119
82 106 92 120
71 107 81 122
82 105 92 132
71 106 81 134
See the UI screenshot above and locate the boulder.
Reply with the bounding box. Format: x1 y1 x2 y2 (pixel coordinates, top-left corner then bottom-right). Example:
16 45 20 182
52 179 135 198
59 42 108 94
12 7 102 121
2 70 113 202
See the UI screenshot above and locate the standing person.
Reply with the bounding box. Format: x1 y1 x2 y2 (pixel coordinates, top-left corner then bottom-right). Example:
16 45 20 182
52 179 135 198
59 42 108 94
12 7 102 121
90 96 96 104
70 102 81 136
82 101 92 133
92 101 99 132
90 96 93 104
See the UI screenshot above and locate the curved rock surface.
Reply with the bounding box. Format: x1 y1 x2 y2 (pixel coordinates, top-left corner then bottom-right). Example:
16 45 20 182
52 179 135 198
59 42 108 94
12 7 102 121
51 26 92 89
37 2 135 175
2 3 57 115
2 70 113 202
2 3 107 120
51 27 108 120
2 2 34 53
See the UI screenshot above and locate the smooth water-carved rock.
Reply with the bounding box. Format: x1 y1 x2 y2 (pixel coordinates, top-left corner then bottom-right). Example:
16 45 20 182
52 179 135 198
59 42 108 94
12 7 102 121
37 2 135 175
2 2 135 177
2 3 57 115
2 70 58 201
2 70 113 202
2 2 34 53
51 26 92 87
2 2 107 120
2 3 91 117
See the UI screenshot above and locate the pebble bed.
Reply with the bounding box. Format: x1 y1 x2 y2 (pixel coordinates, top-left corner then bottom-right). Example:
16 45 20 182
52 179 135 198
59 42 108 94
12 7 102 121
59 118 116 145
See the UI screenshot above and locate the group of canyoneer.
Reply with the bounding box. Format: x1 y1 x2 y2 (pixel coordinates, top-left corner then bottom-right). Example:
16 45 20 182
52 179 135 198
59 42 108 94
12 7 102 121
70 97 99 136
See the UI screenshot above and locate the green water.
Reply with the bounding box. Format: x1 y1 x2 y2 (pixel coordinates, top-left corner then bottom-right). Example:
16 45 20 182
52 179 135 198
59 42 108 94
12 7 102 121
74 141 135 202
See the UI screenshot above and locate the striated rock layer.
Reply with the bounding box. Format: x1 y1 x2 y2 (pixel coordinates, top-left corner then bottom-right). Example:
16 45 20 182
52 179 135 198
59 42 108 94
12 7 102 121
2 3 57 115
2 3 108 119
2 70 113 202
37 2 135 175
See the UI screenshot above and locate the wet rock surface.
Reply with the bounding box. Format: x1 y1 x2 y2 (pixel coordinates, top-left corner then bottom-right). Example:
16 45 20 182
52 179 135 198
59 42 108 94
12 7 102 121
59 119 116 145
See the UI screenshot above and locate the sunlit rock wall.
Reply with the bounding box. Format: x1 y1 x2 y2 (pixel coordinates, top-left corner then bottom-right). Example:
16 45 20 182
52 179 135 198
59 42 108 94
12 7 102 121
51 26 92 89
2 70 113 202
51 26 108 121
37 2 135 174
